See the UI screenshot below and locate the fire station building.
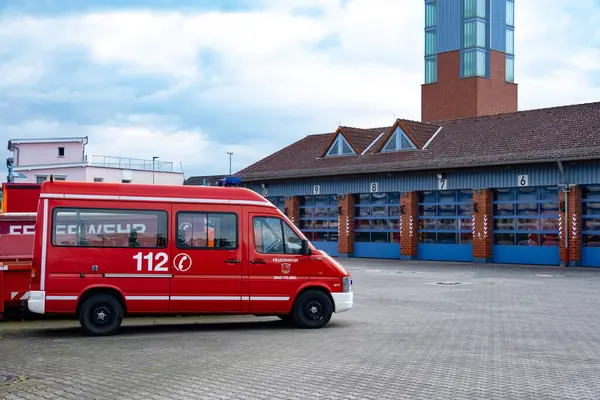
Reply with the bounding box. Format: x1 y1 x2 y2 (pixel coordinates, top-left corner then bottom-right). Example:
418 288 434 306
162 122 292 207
191 1 600 267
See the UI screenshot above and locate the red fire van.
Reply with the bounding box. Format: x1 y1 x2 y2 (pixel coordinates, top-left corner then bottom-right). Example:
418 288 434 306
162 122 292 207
27 179 353 335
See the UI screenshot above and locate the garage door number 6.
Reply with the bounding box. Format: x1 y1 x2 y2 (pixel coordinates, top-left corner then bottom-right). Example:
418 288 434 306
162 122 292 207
133 252 169 272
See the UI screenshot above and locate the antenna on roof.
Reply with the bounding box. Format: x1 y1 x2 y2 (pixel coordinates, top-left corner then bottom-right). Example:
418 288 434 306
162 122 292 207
180 161 186 183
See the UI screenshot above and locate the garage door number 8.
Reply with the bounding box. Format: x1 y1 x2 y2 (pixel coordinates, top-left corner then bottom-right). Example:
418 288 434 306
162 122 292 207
133 251 169 272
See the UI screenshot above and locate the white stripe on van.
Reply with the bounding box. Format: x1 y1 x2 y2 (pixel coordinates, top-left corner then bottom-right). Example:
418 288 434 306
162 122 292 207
123 296 291 301
41 199 49 291
46 296 78 301
39 193 272 207
170 296 240 301
246 296 290 301
1 212 37 218
125 296 169 301
104 274 172 278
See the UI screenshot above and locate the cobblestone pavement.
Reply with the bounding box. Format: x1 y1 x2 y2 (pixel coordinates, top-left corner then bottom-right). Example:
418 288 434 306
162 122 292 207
2 259 600 400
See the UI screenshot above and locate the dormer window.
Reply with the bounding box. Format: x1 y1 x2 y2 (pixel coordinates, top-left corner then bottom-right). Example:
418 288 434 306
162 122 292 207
381 126 417 152
325 134 356 157
58 147 65 157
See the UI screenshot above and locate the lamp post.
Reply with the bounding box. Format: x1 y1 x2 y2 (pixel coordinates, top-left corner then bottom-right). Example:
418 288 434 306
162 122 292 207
226 152 233 175
152 156 159 184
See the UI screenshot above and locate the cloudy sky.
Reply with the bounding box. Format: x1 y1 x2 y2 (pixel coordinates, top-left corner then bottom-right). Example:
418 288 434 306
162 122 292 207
1 0 599 179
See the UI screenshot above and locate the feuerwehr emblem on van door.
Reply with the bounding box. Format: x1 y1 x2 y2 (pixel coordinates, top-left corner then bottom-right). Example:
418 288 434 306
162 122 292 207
281 263 291 275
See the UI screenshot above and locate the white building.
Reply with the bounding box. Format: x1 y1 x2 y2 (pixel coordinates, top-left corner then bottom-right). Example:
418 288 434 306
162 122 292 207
7 136 184 185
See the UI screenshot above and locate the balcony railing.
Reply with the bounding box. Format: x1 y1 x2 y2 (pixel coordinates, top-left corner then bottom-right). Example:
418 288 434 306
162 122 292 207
88 155 177 173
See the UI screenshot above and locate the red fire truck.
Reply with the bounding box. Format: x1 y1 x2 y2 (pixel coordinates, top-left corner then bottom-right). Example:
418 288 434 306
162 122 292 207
26 178 353 335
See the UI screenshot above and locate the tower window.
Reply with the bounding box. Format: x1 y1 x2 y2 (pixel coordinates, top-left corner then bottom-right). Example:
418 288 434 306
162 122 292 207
506 0 515 27
506 28 514 55
425 56 437 84
463 49 487 78
464 0 486 19
58 147 65 157
425 1 437 28
463 20 486 49
425 30 437 56
506 56 515 83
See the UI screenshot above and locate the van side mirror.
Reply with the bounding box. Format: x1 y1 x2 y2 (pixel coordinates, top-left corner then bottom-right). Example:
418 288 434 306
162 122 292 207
301 239 312 256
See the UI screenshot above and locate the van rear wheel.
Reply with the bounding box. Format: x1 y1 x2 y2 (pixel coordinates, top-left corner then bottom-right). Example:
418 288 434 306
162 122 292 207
292 290 333 329
78 294 123 336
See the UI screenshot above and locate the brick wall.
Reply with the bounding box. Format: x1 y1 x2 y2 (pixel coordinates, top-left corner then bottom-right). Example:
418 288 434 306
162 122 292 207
338 194 355 257
472 189 493 262
421 50 517 122
284 196 299 227
476 50 519 117
400 192 418 260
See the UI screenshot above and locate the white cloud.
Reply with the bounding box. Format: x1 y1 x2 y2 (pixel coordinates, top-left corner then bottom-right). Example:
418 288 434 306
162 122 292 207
2 118 275 176
1 0 600 178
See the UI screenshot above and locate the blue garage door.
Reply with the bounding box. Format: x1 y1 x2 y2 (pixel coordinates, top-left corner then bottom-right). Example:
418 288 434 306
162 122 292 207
354 193 401 259
582 185 600 267
298 195 339 256
417 190 473 262
492 187 560 265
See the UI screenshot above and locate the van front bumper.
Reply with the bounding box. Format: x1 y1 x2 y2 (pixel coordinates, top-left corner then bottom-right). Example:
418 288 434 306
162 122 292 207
332 292 353 313
27 291 45 314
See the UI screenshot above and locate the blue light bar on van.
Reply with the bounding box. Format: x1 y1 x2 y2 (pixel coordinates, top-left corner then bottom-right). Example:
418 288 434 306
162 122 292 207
217 176 242 187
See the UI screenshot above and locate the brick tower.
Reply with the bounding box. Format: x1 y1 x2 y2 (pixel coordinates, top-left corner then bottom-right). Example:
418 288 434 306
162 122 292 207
421 0 518 122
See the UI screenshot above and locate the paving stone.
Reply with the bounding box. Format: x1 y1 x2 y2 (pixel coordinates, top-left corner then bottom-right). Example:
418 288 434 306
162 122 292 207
2 260 600 399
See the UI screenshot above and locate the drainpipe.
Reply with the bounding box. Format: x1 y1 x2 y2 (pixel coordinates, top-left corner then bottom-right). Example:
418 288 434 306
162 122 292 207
557 160 569 267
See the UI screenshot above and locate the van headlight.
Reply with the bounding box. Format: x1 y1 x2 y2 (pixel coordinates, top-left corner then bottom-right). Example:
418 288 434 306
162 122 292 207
342 276 352 292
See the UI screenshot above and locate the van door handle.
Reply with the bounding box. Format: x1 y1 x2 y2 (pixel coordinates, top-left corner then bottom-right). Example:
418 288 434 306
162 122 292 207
224 259 241 264
250 259 266 264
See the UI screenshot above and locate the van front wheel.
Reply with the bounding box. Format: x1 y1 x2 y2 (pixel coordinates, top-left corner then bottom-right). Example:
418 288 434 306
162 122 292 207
78 294 123 336
292 290 333 329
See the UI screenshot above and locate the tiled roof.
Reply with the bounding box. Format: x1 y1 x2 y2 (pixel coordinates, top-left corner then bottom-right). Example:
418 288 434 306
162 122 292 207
184 175 226 186
237 101 600 181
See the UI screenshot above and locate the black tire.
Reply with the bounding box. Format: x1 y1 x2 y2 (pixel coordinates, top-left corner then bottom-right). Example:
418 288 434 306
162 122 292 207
78 294 123 336
291 290 333 329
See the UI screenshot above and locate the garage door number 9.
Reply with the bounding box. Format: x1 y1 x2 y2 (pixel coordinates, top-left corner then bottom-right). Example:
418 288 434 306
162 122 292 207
133 252 169 272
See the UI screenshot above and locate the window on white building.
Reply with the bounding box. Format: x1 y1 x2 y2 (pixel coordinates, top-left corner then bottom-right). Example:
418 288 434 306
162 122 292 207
58 147 65 157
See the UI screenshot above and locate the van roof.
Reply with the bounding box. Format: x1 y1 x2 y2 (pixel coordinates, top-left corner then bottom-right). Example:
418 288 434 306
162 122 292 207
39 181 275 207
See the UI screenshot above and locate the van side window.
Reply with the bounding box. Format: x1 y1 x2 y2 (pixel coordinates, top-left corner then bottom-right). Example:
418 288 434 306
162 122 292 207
176 212 238 249
253 217 303 255
51 208 168 248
